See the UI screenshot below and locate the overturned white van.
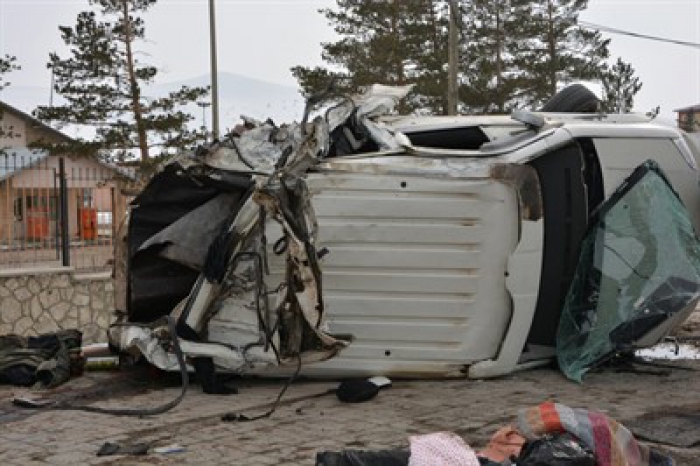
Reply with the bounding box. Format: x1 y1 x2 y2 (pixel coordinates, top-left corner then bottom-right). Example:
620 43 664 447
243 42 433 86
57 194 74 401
110 85 700 381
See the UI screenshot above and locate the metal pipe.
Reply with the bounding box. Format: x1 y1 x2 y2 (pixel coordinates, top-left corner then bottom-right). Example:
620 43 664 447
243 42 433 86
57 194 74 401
58 158 70 267
53 167 59 260
209 0 220 140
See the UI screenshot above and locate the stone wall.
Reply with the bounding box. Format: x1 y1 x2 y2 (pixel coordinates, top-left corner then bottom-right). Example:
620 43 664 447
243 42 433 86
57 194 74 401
0 268 115 343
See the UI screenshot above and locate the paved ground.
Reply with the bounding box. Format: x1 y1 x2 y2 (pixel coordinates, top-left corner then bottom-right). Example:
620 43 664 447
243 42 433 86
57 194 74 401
1 318 699 465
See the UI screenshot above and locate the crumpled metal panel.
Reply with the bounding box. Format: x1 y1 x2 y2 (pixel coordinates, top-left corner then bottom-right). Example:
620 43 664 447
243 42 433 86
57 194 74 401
138 193 242 270
114 85 418 373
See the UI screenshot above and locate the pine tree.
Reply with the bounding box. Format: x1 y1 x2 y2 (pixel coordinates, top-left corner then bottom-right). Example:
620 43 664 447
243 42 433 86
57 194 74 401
291 1 449 114
460 0 531 113
34 0 208 165
601 57 642 113
519 0 610 108
0 55 19 91
1 55 21 151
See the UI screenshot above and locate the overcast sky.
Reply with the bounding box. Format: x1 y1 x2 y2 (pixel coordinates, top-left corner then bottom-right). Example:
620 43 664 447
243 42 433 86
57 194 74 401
0 0 698 119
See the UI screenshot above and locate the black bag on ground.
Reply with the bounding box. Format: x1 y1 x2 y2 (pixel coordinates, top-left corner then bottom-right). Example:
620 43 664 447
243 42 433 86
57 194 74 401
316 450 409 466
0 329 82 387
517 433 595 466
335 379 381 403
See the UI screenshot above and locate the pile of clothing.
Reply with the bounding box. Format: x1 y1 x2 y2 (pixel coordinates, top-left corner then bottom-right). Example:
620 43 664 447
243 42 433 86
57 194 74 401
0 329 82 388
316 402 674 466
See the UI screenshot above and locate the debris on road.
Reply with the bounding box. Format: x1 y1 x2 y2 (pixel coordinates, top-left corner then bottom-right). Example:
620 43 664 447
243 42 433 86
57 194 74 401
81 342 112 358
96 441 149 457
0 329 82 388
12 317 190 417
316 402 674 465
316 449 410 466
84 356 120 371
153 443 187 454
516 402 673 465
409 432 481 465
335 376 391 403
516 433 595 466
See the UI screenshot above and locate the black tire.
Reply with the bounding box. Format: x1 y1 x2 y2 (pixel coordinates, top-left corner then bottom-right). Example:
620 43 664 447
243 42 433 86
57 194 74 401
540 84 599 113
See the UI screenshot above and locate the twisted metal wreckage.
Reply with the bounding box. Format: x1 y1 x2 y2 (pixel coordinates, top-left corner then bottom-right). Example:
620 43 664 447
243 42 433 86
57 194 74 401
110 84 700 382
110 85 417 374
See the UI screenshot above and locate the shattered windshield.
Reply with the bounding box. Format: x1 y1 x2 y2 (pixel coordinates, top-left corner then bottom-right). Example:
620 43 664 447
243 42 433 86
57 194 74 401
557 160 700 382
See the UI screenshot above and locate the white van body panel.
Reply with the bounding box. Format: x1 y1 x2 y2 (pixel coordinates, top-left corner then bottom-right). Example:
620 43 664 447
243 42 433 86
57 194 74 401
592 137 700 232
114 109 700 380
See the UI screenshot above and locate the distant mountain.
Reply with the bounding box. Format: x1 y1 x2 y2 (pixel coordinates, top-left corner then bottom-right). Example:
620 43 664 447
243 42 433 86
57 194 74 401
0 72 307 136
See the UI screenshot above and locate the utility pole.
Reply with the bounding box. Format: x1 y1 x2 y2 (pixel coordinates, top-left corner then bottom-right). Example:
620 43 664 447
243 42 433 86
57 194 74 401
49 66 55 107
447 0 460 115
209 0 220 139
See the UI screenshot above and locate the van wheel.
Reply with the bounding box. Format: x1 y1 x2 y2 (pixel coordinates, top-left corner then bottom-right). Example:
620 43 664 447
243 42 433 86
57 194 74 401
540 84 599 113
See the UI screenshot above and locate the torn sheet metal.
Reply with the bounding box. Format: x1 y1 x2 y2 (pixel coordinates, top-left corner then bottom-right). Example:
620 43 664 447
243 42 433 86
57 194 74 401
347 84 414 151
138 193 241 270
110 325 275 372
557 160 700 381
113 83 700 381
207 84 413 174
112 85 419 374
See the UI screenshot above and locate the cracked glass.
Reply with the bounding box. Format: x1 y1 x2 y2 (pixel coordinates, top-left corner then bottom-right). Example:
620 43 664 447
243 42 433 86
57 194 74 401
557 160 700 381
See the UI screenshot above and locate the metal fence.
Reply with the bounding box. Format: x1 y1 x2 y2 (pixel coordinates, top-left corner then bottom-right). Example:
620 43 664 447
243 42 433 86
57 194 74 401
1 152 128 272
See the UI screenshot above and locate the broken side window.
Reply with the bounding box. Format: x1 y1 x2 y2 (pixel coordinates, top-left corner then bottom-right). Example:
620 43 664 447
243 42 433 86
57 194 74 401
556 160 700 381
403 126 489 150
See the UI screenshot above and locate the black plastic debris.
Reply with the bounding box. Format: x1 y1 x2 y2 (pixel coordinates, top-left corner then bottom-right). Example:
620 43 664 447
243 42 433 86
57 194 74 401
315 450 409 466
336 376 391 403
517 433 595 465
97 442 149 457
0 330 82 388
336 380 380 403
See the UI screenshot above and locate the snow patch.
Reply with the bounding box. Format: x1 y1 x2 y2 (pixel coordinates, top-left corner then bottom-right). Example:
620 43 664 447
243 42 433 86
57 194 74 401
635 342 700 360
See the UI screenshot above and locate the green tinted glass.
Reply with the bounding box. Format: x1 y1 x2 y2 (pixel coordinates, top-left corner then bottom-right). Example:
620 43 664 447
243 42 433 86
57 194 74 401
557 161 700 381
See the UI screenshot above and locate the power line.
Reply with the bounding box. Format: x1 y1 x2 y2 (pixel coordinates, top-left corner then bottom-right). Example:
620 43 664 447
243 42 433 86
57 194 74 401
580 21 700 49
